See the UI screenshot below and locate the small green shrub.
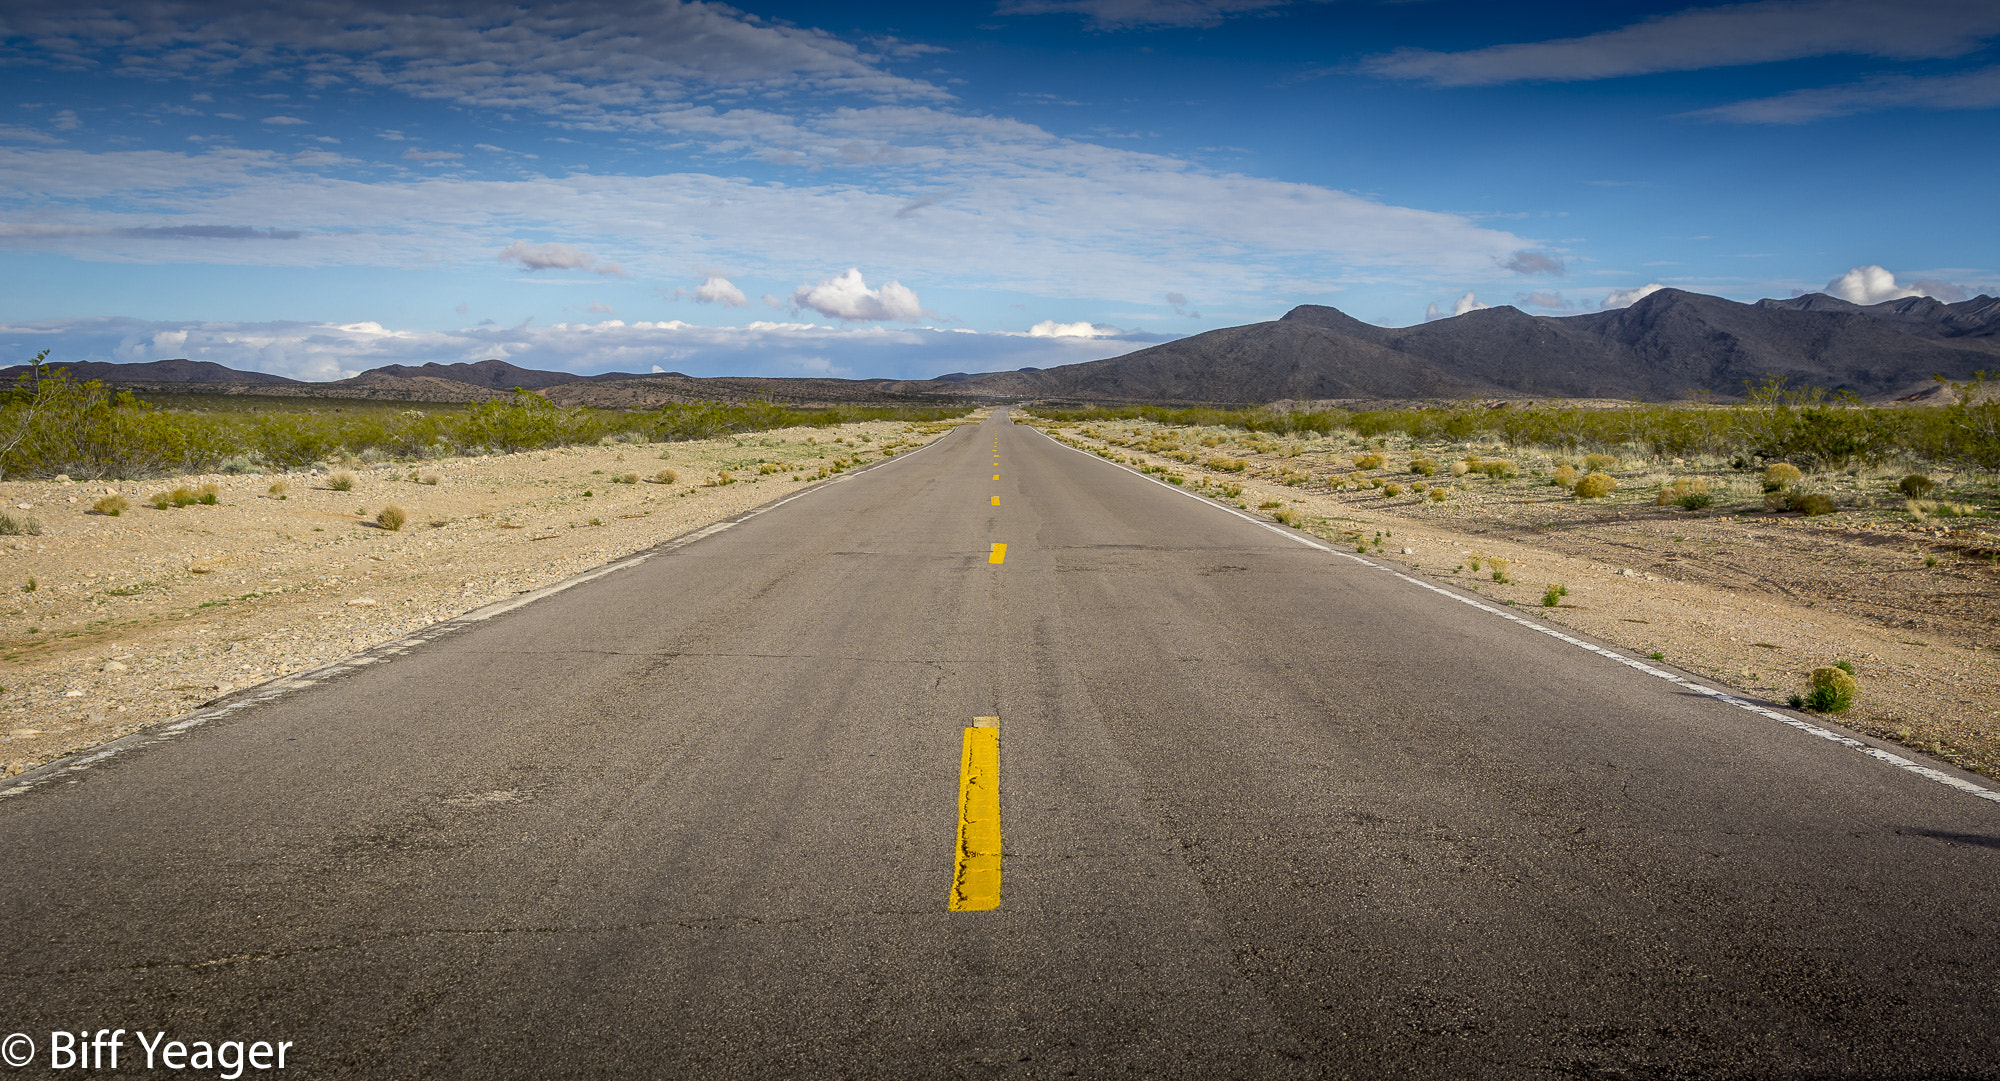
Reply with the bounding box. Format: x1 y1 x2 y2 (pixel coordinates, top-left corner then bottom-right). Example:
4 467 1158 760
1272 507 1301 527
1542 583 1568 607
329 471 357 492
0 513 41 536
1792 664 1859 713
1582 453 1618 471
1382 482 1402 497
1897 474 1935 498
197 483 219 505
1353 453 1385 470
376 504 407 531
1489 556 1510 584
1427 487 1448 502
92 494 130 516
1574 472 1617 499
1409 458 1438 476
1770 490 1836 516
1762 463 1803 492
1552 464 1579 489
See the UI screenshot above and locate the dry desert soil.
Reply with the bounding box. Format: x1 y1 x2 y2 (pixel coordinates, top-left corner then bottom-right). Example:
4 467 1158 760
1 417 964 777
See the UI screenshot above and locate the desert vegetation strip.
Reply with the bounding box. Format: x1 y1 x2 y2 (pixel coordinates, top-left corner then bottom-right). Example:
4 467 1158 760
1029 420 2000 803
0 413 975 778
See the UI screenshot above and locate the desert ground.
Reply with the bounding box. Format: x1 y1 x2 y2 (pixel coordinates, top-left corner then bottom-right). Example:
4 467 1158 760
1 418 965 776
1024 414 2000 779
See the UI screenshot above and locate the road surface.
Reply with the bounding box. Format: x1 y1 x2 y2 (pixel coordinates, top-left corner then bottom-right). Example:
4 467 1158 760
4 410 1997 1079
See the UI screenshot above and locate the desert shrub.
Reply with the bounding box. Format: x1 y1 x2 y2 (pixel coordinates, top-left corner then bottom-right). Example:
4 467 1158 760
1382 482 1402 497
1542 583 1569 607
1898 473 1935 497
92 494 130 516
420 473 440 486
1489 556 1510 583
712 471 735 486
613 472 639 484
1552 464 1579 489
1475 459 1515 478
1574 472 1617 498
1411 480 1429 492
1353 453 1385 470
1448 460 1471 476
1791 664 1860 713
0 512 41 535
376 504 407 531
1408 457 1438 476
1206 457 1247 472
1272 507 1302 526
757 463 779 475
1762 462 1803 492
1427 487 1448 502
653 468 679 484
148 491 170 509
1786 491 1838 516
1583 453 1618 471
1677 491 1714 510
267 480 289 498
1468 553 1483 571
197 482 219 505
329 471 356 492
1657 477 1712 510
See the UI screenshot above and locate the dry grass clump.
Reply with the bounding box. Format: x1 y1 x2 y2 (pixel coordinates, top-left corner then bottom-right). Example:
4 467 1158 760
376 504 407 531
150 483 217 509
652 468 680 484
92 494 130 516
267 481 289 499
1272 507 1302 527
1552 463 1580 489
329 471 357 492
1448 460 1471 476
1583 453 1619 471
1488 556 1510 583
1381 482 1402 498
1427 487 1448 502
0 512 42 536
1767 489 1837 516
420 473 441 486
758 463 780 475
612 472 639 484
1656 477 1713 510
1762 463 1803 492
1205 457 1247 472
1408 457 1438 476
1573 472 1617 499
1353 453 1385 470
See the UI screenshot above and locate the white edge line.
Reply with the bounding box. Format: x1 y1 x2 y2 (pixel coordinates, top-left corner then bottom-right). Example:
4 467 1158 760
0 424 964 802
1031 424 2000 807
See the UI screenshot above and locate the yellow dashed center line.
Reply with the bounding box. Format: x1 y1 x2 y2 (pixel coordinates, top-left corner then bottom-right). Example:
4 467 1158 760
950 720 1002 911
988 542 1006 564
991 496 1000 505
992 474 999 481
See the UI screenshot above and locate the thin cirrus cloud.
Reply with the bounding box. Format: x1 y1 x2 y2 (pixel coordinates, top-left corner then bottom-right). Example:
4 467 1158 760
1501 250 1564 276
1687 64 2000 123
994 0 1303 30
1362 0 2000 86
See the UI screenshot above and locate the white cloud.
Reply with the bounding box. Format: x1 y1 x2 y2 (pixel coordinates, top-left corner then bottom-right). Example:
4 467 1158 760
994 0 1301 30
1687 64 2000 123
497 241 625 276
260 115 308 126
791 268 926 322
1822 265 1949 304
1424 291 1489 320
1363 0 2000 86
2 314 1167 382
52 109 80 130
1601 283 1666 309
1502 250 1564 275
692 274 749 307
1028 319 1123 338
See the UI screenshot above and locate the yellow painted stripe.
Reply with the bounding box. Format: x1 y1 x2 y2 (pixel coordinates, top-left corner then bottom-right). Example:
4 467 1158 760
992 474 1000 481
988 542 1006 564
950 724 1002 911
991 495 1000 506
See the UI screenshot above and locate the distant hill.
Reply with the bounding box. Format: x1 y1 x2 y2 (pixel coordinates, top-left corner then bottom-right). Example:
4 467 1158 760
0 358 301 386
887 289 2000 404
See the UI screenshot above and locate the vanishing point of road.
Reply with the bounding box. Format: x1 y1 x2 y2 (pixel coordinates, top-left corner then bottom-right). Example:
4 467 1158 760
4 410 1997 1079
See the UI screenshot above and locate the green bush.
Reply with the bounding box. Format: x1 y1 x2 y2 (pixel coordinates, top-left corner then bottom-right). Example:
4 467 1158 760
1574 472 1617 498
1542 583 1568 607
1762 462 1803 492
1408 457 1438 476
329 471 356 492
1898 473 1935 497
1791 664 1859 713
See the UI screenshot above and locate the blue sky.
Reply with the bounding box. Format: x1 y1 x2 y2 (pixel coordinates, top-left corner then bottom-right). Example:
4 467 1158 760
2 0 1997 381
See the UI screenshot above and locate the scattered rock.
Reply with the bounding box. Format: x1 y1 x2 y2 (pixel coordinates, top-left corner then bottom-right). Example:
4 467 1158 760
346 597 379 607
62 689 84 697
1400 546 1414 554
102 661 127 673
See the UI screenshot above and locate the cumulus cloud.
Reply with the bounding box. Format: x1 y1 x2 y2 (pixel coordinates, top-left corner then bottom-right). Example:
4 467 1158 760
498 241 626 276
1518 291 1572 309
1363 0 2000 86
1601 283 1666 309
692 274 749 307
1502 250 1564 276
1028 319 1123 338
1424 292 1490 321
791 268 926 322
995 0 1301 30
260 115 308 126
1819 265 1974 304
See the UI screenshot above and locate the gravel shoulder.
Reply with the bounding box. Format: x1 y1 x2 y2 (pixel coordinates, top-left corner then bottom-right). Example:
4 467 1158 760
2 418 968 775
1029 416 2000 779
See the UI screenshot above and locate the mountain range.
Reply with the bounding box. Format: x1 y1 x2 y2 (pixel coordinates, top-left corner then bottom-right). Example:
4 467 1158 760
11 288 1997 408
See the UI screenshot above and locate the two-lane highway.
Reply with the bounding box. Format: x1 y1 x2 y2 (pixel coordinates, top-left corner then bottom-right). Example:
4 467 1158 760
3 410 1996 1078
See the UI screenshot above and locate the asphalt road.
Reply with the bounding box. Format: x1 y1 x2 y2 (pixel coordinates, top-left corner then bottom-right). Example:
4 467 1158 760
4 411 1998 1080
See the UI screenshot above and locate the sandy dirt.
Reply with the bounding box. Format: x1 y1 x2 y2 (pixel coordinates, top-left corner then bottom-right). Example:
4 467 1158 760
2 418 966 775
1027 416 2000 779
